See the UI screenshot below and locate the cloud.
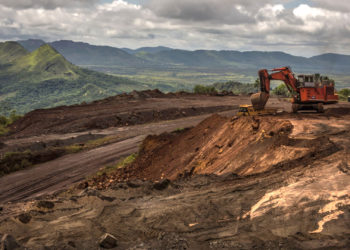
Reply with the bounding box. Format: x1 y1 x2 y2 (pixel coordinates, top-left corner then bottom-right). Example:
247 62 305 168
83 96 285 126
0 0 98 10
311 0 350 13
146 0 256 24
0 0 349 56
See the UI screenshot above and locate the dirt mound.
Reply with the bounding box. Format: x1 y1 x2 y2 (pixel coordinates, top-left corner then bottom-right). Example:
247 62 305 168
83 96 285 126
88 114 337 186
130 89 165 99
8 93 237 138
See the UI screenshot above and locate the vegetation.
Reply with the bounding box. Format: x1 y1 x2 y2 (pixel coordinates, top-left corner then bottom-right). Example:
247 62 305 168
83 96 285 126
338 88 350 101
173 127 186 133
2 40 350 115
0 151 33 176
0 135 125 177
272 84 292 97
0 110 21 135
193 85 217 95
213 80 257 94
0 42 148 115
63 135 122 153
96 153 137 176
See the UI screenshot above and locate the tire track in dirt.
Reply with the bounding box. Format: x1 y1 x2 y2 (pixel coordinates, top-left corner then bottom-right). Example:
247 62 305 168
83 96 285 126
0 110 239 204
0 135 144 204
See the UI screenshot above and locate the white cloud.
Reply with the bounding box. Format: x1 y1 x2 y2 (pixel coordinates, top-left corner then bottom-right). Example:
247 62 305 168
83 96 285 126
0 0 349 56
0 0 98 9
311 0 350 13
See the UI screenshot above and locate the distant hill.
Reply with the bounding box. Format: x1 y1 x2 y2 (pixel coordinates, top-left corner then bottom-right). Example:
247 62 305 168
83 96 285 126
0 41 28 64
0 42 147 115
49 40 146 66
17 39 45 52
122 46 173 54
134 49 349 74
19 39 146 66
16 39 350 75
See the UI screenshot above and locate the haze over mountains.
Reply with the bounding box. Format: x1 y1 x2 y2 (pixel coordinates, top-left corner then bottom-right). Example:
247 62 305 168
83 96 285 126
18 39 350 75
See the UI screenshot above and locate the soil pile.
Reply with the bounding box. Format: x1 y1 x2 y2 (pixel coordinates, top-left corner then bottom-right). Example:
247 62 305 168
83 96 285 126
88 114 337 187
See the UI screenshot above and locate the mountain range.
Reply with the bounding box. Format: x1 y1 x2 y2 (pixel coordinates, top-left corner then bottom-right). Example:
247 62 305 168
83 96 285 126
2 39 350 115
18 39 350 75
0 41 147 115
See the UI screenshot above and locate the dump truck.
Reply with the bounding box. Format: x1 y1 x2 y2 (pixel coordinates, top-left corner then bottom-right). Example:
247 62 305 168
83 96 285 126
250 66 338 113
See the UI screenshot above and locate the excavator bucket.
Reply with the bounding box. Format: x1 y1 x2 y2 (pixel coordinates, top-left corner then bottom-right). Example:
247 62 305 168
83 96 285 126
251 92 269 110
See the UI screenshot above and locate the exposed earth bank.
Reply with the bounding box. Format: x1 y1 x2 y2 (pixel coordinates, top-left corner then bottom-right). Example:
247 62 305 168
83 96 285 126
1 106 350 249
7 90 238 138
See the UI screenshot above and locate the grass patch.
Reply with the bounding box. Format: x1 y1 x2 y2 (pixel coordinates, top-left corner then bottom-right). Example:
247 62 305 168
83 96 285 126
96 153 137 176
0 149 66 177
62 135 121 154
0 110 22 136
173 127 185 133
0 135 124 177
0 151 33 176
84 136 117 148
65 144 84 154
0 126 9 136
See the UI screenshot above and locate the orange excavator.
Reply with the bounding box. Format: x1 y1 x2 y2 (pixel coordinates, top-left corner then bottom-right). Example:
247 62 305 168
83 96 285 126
251 66 338 113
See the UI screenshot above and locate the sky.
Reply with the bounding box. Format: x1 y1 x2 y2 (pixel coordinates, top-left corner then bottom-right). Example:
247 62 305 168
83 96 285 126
0 0 349 56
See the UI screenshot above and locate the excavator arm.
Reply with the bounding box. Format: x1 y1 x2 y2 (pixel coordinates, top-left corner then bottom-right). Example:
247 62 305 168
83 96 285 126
252 66 298 110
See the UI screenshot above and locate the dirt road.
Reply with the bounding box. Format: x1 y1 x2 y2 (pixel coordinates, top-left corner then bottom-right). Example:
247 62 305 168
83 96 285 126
0 110 237 204
0 96 347 205
0 136 144 204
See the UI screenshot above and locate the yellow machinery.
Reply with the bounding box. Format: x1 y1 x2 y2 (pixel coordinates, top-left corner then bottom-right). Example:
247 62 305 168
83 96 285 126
237 104 277 116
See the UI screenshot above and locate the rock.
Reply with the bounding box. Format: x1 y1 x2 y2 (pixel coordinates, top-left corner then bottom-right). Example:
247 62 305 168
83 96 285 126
68 241 76 248
0 234 20 250
153 179 170 190
127 180 141 188
17 213 31 224
99 233 118 249
36 200 55 209
0 207 3 212
77 181 88 190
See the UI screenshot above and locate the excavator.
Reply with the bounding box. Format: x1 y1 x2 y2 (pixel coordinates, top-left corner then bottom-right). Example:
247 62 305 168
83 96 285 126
238 66 338 115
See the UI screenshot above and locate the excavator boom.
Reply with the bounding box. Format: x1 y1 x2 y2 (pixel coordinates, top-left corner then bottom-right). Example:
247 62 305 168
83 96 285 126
251 66 338 113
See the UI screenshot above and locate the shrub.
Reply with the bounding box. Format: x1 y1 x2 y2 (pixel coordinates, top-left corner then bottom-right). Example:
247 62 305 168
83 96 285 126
272 84 291 97
96 153 137 176
338 88 350 101
0 110 22 136
193 85 217 95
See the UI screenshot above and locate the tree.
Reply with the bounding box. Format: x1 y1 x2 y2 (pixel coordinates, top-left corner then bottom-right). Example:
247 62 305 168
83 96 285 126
338 88 350 101
272 84 291 97
254 78 260 89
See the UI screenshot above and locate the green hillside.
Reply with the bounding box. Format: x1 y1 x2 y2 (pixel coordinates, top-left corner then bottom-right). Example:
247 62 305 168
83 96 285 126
0 42 29 64
17 39 350 90
0 42 148 115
